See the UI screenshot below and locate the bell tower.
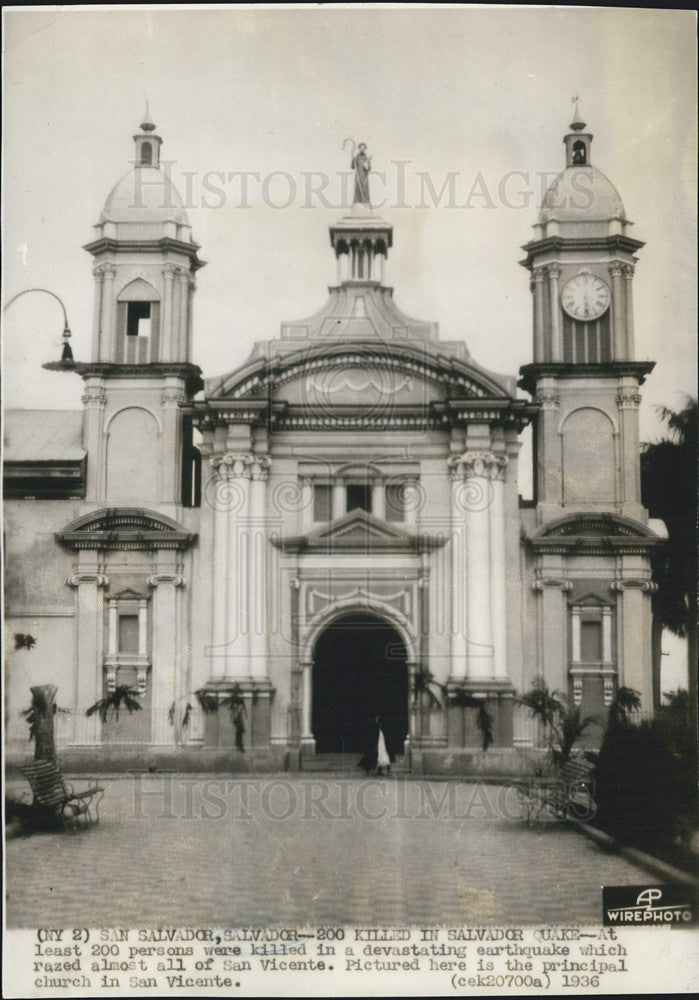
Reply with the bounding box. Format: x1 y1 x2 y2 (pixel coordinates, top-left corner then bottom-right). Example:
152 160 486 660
519 103 653 523
520 105 664 718
78 108 204 512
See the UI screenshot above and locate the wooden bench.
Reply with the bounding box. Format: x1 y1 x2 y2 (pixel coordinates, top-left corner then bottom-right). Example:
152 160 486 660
515 755 596 824
19 760 104 832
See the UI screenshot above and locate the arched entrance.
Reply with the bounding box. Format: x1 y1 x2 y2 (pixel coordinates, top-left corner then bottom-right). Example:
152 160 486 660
312 612 409 755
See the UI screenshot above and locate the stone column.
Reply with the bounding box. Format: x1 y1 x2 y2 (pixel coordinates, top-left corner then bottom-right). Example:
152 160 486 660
532 568 572 693
546 264 562 361
531 267 546 361
616 382 642 505
81 381 106 503
68 563 108 744
300 660 314 749
534 382 560 509
372 480 386 520
610 262 626 360
91 266 103 361
161 263 176 362
623 264 635 359
488 457 509 678
248 456 271 679
612 571 655 712
332 482 345 520
148 566 184 746
300 479 313 534
447 463 468 680
160 381 185 505
209 456 232 678
187 277 196 361
99 264 116 361
449 451 502 679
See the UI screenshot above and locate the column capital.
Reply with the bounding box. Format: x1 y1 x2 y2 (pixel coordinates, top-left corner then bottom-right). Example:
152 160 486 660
609 261 625 278
94 262 116 279
448 450 508 481
610 578 657 593
210 452 271 480
81 386 107 408
545 263 562 279
162 387 186 409
616 388 642 409
531 266 546 283
535 389 560 409
622 264 635 279
67 572 109 588
148 573 185 588
162 262 178 279
174 265 188 280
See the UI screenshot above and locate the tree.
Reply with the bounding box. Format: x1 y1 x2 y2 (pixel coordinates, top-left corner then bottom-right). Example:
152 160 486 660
85 685 143 724
24 684 58 761
641 398 697 726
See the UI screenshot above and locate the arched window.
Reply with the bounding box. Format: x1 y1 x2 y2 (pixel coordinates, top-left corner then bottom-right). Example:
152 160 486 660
141 142 152 166
572 140 587 166
115 279 161 363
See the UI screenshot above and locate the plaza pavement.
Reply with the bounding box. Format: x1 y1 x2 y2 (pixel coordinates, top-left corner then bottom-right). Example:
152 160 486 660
6 774 646 928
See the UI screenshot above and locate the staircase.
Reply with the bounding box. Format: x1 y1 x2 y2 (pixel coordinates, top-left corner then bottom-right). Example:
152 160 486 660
300 753 410 774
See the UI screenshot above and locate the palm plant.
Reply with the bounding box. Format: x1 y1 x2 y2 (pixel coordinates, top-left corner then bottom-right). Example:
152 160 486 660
607 686 642 728
447 687 494 751
641 398 697 720
410 667 443 711
517 676 599 766
85 685 143 724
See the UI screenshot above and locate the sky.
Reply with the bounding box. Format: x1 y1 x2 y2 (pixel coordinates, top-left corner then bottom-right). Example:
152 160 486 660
2 5 696 686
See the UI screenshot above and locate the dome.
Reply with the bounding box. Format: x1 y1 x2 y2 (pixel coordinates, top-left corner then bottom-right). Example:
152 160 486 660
539 165 625 224
100 166 189 225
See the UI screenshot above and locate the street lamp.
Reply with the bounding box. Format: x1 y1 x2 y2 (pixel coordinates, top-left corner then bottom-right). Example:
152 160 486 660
3 287 75 367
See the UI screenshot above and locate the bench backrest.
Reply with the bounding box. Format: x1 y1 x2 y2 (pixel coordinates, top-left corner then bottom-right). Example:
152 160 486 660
558 756 594 787
19 760 68 808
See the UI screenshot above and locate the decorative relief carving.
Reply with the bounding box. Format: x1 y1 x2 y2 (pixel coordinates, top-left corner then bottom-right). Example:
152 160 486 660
162 263 178 279
531 266 546 283
81 387 107 408
210 453 271 481
604 678 615 706
545 263 562 279
94 263 116 279
535 390 560 410
609 261 625 278
616 389 642 409
573 677 583 706
622 264 635 279
448 450 508 482
305 584 413 620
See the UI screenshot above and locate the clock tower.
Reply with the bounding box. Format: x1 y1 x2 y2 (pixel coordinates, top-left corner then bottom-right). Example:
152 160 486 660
519 104 664 717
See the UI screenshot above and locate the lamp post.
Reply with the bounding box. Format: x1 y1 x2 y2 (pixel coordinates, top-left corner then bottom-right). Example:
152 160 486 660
3 287 75 367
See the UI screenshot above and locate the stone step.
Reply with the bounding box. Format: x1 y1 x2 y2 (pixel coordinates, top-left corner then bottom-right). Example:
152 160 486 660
301 753 410 774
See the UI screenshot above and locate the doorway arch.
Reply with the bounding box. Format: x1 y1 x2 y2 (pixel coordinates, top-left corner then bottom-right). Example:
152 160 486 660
311 612 409 755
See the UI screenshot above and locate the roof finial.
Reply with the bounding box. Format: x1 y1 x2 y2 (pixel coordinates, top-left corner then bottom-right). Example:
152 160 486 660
141 100 156 133
570 96 586 132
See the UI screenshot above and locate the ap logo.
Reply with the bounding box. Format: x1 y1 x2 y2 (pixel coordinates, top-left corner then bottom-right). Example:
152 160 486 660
637 888 663 908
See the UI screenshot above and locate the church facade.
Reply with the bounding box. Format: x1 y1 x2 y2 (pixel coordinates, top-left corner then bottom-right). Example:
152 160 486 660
4 108 665 771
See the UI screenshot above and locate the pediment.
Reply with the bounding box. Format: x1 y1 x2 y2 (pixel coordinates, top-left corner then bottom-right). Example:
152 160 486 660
56 507 197 551
271 508 445 554
528 512 664 554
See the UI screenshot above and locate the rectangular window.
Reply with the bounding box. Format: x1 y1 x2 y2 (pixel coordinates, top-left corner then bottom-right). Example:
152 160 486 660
580 619 602 662
346 483 372 513
313 484 332 522
118 614 140 655
127 301 151 338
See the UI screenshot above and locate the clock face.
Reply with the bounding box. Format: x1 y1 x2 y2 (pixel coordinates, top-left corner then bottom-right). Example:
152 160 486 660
561 273 610 321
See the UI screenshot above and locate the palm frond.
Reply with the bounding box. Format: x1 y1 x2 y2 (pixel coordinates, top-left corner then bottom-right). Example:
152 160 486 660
608 686 642 727
411 667 444 710
86 685 142 724
448 688 494 752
